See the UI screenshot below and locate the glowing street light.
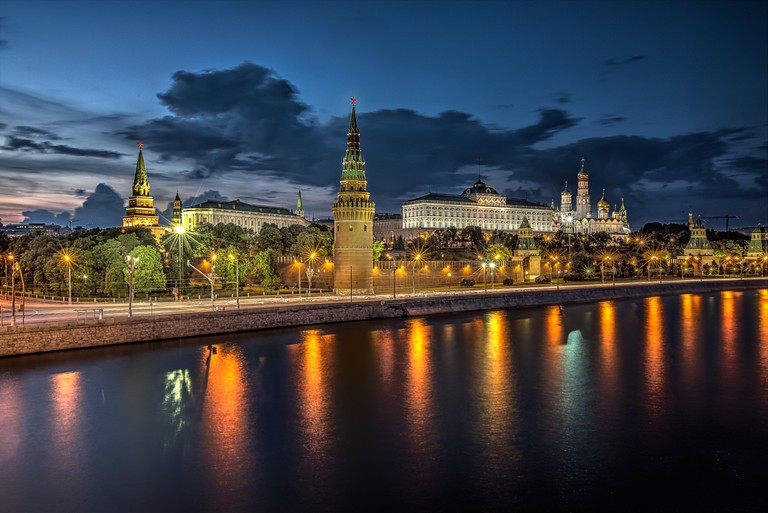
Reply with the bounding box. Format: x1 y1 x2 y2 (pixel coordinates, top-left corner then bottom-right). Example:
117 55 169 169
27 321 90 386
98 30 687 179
412 253 422 293
62 252 73 305
306 251 317 297
228 253 239 310
174 225 185 299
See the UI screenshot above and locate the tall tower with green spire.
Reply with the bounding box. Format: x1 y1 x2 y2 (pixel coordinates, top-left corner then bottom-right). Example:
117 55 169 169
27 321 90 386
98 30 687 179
332 98 375 295
295 188 305 218
123 142 162 235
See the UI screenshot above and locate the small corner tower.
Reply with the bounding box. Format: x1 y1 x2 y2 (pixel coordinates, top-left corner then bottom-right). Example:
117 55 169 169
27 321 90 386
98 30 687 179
172 191 182 227
123 142 163 237
332 98 375 295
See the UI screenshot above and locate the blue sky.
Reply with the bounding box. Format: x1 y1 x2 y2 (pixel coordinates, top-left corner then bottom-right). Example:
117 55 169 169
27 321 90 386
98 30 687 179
0 0 766 229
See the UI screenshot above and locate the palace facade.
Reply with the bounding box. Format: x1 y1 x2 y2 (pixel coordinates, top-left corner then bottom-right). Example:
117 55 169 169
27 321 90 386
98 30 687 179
181 199 310 233
552 159 630 237
401 177 552 233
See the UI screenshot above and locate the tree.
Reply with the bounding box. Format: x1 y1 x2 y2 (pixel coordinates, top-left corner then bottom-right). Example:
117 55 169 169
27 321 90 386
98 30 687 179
126 245 167 295
373 240 385 261
252 248 281 291
257 223 284 254
484 243 513 262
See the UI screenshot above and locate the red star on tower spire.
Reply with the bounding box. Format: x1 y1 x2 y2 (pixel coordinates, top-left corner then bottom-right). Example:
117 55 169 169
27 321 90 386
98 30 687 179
350 97 356 105
138 141 144 149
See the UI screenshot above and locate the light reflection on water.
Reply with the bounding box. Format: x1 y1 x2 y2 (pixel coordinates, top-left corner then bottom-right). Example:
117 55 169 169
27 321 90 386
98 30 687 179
0 290 766 512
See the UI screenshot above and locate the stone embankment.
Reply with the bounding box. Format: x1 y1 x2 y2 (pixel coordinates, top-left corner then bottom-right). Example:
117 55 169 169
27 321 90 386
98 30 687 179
1 279 765 358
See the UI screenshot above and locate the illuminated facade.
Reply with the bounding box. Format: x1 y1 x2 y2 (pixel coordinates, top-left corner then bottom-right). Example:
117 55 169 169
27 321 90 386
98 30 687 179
552 159 630 237
332 99 375 294
182 199 310 233
401 177 552 233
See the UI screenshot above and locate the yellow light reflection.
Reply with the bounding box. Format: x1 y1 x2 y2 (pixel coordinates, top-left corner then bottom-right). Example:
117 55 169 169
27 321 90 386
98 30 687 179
200 345 252 504
644 296 665 418
477 311 514 470
720 291 739 385
598 301 618 410
405 318 437 463
50 371 83 486
297 329 334 462
679 293 702 388
545 305 564 345
758 290 768 385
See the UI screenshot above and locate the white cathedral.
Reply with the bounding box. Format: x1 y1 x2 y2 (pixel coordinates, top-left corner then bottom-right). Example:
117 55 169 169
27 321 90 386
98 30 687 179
551 159 631 237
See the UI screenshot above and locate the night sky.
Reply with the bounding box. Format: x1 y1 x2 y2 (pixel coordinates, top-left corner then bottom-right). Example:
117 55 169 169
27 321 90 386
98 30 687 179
1 0 766 230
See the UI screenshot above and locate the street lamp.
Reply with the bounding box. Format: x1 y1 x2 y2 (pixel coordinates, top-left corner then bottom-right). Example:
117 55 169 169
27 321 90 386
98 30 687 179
228 253 239 310
412 253 422 294
125 255 139 318
188 257 216 311
489 261 496 289
63 252 72 305
295 258 302 295
306 251 317 297
481 261 488 293
174 225 185 299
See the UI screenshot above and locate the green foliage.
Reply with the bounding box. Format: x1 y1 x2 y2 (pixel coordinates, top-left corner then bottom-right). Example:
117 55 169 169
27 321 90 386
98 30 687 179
126 245 167 294
256 223 284 254
373 240 385 261
484 243 513 262
252 248 281 291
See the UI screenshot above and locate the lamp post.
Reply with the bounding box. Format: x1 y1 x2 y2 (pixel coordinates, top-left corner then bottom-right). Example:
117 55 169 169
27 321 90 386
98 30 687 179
489 261 496 289
63 253 72 305
306 251 317 297
125 255 139 318
482 261 488 293
228 253 239 309
10 261 16 327
296 259 302 295
188 258 216 311
174 225 185 299
412 253 422 294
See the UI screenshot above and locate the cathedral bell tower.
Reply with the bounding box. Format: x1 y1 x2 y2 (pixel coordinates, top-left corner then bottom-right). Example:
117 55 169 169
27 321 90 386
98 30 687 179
332 98 375 295
576 159 591 219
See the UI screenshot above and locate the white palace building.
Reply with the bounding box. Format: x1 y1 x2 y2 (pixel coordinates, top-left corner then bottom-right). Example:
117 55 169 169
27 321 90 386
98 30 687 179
401 176 553 233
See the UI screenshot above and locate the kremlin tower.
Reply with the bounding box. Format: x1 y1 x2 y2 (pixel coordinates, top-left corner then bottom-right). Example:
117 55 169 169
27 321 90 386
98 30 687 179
575 158 591 219
332 98 375 295
122 143 164 238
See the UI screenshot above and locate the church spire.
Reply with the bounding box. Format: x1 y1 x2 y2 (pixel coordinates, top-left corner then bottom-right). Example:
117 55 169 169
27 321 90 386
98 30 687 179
132 142 150 196
295 188 305 218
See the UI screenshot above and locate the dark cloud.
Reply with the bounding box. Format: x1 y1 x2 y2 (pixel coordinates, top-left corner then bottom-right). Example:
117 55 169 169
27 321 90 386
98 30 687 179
72 183 125 228
604 55 646 66
598 115 626 126
22 209 72 225
13 126 61 140
553 92 573 104
3 136 123 159
496 103 515 109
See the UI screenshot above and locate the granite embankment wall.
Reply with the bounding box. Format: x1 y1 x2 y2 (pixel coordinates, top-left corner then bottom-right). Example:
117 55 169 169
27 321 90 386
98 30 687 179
1 279 765 358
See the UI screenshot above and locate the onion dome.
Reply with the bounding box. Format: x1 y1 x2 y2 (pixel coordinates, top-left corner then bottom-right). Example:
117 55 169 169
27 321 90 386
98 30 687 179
577 158 588 180
597 189 609 209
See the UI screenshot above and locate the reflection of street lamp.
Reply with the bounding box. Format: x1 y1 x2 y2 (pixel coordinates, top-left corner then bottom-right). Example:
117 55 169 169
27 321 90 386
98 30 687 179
228 253 239 309
125 255 139 318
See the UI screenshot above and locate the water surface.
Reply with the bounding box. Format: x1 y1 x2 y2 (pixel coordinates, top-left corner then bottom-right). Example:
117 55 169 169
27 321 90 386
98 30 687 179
1 290 766 512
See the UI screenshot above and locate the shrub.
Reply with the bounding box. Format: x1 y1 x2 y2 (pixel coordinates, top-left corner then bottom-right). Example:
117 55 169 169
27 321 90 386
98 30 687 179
460 278 475 288
502 278 514 286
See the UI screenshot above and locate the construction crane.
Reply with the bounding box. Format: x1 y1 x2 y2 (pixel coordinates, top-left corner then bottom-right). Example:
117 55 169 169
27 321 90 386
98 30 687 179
664 212 741 231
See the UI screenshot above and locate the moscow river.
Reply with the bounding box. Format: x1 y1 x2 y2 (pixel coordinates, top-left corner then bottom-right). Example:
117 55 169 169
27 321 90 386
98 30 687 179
1 289 766 512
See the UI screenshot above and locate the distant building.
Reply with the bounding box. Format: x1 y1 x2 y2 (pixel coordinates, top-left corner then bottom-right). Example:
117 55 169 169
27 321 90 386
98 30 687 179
552 159 630 238
122 143 165 238
0 223 70 238
683 215 717 272
401 176 552 234
171 192 182 228
373 213 402 247
181 198 310 233
746 225 768 260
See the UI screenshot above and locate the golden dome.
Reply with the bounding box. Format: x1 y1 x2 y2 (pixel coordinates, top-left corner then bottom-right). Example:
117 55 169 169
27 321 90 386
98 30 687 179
577 158 588 180
597 189 610 209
